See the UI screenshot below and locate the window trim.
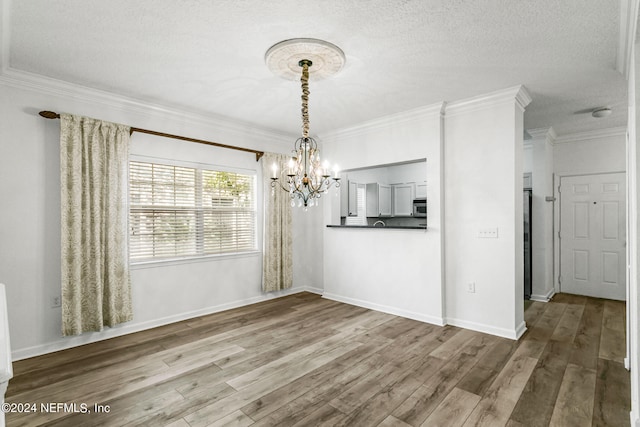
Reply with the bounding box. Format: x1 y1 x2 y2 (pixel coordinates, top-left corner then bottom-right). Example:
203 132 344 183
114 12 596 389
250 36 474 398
128 154 258 265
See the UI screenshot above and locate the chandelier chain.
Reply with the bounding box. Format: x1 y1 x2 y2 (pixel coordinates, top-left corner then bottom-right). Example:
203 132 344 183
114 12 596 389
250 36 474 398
301 61 310 138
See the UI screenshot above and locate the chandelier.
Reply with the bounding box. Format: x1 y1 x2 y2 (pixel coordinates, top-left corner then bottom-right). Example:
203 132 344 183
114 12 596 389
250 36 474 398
265 39 345 208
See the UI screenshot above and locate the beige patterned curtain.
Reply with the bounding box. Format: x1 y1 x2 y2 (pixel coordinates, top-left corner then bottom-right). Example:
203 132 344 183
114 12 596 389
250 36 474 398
262 152 293 292
60 114 133 336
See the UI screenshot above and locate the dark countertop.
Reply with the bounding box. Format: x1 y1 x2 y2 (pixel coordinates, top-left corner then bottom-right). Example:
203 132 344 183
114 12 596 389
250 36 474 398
326 225 427 230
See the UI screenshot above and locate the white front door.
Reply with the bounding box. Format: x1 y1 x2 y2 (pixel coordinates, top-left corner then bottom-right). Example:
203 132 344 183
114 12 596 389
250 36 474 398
560 173 626 300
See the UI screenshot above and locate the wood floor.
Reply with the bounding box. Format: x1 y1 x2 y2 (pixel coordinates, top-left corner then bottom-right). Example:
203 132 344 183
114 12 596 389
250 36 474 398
6 292 630 427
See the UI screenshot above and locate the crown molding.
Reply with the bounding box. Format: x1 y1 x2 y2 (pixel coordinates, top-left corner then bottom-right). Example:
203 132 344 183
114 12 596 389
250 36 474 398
445 85 532 117
617 0 639 79
553 126 627 144
0 67 295 144
318 102 445 141
526 127 557 142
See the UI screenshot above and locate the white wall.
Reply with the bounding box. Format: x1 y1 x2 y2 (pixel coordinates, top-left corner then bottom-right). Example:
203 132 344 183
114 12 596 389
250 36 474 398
320 104 446 324
523 143 533 173
554 131 626 176
0 79 320 360
444 87 530 339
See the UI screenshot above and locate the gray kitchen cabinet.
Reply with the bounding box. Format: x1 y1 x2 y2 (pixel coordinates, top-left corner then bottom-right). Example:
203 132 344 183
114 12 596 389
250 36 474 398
348 181 359 216
392 183 415 216
366 183 392 217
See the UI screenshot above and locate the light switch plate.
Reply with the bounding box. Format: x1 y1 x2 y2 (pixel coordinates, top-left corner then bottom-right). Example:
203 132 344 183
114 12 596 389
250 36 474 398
478 228 498 238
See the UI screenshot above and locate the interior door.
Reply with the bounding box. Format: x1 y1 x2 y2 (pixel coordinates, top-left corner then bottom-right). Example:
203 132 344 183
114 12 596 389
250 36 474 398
559 173 626 300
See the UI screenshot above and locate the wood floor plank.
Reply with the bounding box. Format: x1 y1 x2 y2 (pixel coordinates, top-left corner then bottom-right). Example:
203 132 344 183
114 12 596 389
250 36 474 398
162 420 190 427
7 340 169 395
429 328 477 360
509 340 573 427
47 389 186 427
592 358 631 426
392 334 496 425
328 351 426 414
599 300 626 362
162 342 245 369
122 382 236 427
457 338 517 396
378 415 413 427
291 403 347 427
246 349 390 426
242 341 389 422
463 352 538 427
569 298 603 370
421 387 481 427
550 302 584 343
521 302 567 344
377 324 458 363
333 308 396 333
48 363 227 427
548 363 596 427
524 301 548 325
5 292 630 427
332 371 422 426
205 410 254 427
366 316 427 340
183 342 362 427
551 293 588 305
213 326 336 370
226 330 355 390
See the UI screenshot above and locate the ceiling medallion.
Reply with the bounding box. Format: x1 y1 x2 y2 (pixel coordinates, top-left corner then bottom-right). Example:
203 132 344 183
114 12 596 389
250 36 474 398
265 38 346 81
265 38 344 209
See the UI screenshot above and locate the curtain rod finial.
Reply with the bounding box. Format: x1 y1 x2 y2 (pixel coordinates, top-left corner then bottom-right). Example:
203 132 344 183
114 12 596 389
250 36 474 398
39 111 60 119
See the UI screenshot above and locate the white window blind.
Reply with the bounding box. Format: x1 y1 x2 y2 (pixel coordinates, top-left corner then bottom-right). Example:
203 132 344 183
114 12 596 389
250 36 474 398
129 160 256 261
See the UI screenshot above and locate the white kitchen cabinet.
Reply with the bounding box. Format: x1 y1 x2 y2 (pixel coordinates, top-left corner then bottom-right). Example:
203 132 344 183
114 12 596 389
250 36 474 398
348 181 359 216
392 183 415 216
416 182 427 198
366 183 392 217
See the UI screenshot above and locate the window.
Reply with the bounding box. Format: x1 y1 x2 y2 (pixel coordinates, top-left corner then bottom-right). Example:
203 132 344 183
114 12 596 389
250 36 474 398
129 160 256 262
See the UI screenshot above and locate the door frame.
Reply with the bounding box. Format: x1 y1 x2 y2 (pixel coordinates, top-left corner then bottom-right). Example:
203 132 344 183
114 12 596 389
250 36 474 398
554 170 627 297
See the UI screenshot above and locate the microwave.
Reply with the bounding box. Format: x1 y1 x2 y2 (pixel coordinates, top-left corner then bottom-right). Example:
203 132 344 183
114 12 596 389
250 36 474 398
413 198 427 218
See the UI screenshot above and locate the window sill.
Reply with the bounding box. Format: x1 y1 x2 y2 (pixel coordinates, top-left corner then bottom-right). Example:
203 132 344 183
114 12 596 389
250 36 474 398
130 250 261 269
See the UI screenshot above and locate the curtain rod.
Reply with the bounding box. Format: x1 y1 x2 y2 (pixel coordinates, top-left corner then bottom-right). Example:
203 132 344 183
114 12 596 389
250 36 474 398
39 111 264 161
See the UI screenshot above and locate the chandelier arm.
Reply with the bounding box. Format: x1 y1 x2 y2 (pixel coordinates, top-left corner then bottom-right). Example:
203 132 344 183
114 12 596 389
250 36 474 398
270 178 293 193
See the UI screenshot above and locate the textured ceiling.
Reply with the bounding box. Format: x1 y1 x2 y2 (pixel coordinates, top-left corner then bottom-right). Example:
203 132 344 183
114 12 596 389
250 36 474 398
4 0 628 137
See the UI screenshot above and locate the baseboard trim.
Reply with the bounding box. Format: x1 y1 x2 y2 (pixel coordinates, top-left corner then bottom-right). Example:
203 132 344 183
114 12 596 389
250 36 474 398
515 321 528 339
445 318 527 340
530 288 556 302
304 286 324 296
12 286 310 361
322 292 445 326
